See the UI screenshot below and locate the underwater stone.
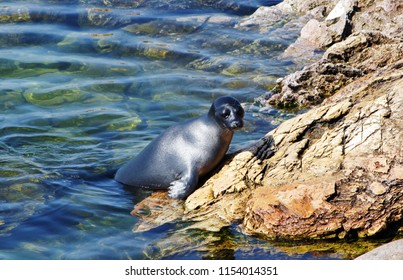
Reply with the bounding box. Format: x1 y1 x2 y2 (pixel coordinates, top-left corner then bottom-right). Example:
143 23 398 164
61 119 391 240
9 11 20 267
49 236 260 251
222 79 252 89
0 6 31 23
123 20 200 36
106 115 142 131
88 82 129 94
188 57 230 72
142 46 172 60
78 7 135 27
83 92 124 104
222 61 256 75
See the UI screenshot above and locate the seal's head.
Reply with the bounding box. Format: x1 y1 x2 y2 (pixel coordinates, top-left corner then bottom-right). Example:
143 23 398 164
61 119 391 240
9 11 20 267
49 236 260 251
209 96 244 131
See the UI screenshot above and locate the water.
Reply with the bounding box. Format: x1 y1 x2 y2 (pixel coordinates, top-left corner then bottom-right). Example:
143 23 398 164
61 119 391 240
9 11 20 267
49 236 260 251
0 0 379 260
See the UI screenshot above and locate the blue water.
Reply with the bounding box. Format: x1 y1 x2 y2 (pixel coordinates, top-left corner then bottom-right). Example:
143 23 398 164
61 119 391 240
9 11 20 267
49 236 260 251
0 0 370 260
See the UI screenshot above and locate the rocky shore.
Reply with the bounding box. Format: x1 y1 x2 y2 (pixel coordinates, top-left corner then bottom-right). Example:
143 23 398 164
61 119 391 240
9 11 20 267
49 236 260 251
131 0 403 258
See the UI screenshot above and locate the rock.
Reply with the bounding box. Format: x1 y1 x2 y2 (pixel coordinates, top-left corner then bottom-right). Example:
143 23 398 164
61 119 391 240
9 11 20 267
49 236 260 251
268 31 402 108
242 63 403 239
236 5 296 32
283 0 357 59
325 0 356 21
267 58 362 108
275 0 339 15
353 0 403 38
131 192 184 232
237 0 361 65
355 239 403 260
281 0 403 63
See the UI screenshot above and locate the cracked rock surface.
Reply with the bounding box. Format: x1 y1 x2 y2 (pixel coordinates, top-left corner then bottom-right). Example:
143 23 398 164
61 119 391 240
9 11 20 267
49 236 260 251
264 0 403 108
243 65 403 239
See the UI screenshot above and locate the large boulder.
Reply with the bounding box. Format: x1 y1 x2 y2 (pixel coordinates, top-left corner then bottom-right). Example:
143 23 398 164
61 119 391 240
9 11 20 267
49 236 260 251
243 62 403 238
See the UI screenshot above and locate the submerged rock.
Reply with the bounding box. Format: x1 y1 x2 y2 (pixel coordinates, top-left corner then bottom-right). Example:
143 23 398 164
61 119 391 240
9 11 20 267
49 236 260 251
23 88 87 107
122 17 206 37
0 6 31 23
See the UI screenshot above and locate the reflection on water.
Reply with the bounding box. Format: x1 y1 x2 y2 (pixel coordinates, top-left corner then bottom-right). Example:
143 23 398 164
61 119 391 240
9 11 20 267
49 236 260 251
0 1 375 260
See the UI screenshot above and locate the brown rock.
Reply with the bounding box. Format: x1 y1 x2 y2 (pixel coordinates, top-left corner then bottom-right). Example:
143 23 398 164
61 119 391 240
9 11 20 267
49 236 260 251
131 192 184 232
243 64 403 239
353 0 403 38
268 31 402 108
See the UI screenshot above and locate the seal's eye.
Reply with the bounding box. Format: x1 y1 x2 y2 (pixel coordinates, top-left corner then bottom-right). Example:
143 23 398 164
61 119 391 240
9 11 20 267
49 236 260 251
236 108 244 118
221 109 230 119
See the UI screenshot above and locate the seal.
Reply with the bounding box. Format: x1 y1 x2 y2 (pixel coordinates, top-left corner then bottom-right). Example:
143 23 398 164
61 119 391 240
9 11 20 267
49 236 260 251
115 96 244 199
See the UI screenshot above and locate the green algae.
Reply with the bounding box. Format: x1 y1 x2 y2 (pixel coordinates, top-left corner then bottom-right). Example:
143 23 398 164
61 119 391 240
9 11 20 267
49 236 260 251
106 115 142 131
0 7 30 23
45 107 142 132
0 182 46 203
0 169 24 178
142 46 173 60
23 88 87 107
5 67 60 79
222 79 252 89
123 20 200 36
83 92 124 104
21 242 49 255
0 58 19 75
57 32 96 48
142 225 396 260
0 90 25 111
88 82 129 94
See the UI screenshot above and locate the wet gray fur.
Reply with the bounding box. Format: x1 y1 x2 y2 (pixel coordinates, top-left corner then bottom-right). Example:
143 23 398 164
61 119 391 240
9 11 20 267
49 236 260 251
115 96 244 199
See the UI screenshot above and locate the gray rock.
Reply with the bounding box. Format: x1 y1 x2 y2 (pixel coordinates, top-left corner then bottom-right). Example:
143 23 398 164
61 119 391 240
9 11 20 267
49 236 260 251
326 0 357 21
236 6 295 32
283 0 357 59
356 239 403 260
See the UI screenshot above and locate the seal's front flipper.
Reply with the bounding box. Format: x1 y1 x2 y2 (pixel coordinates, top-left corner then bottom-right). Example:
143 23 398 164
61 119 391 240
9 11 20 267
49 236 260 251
168 170 198 199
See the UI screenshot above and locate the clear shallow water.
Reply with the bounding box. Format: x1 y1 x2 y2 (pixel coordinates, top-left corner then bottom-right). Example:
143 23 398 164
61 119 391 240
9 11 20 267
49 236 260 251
0 0 368 260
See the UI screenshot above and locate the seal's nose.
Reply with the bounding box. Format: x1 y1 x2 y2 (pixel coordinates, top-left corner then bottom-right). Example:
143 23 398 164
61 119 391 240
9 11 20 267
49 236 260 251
231 120 243 129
